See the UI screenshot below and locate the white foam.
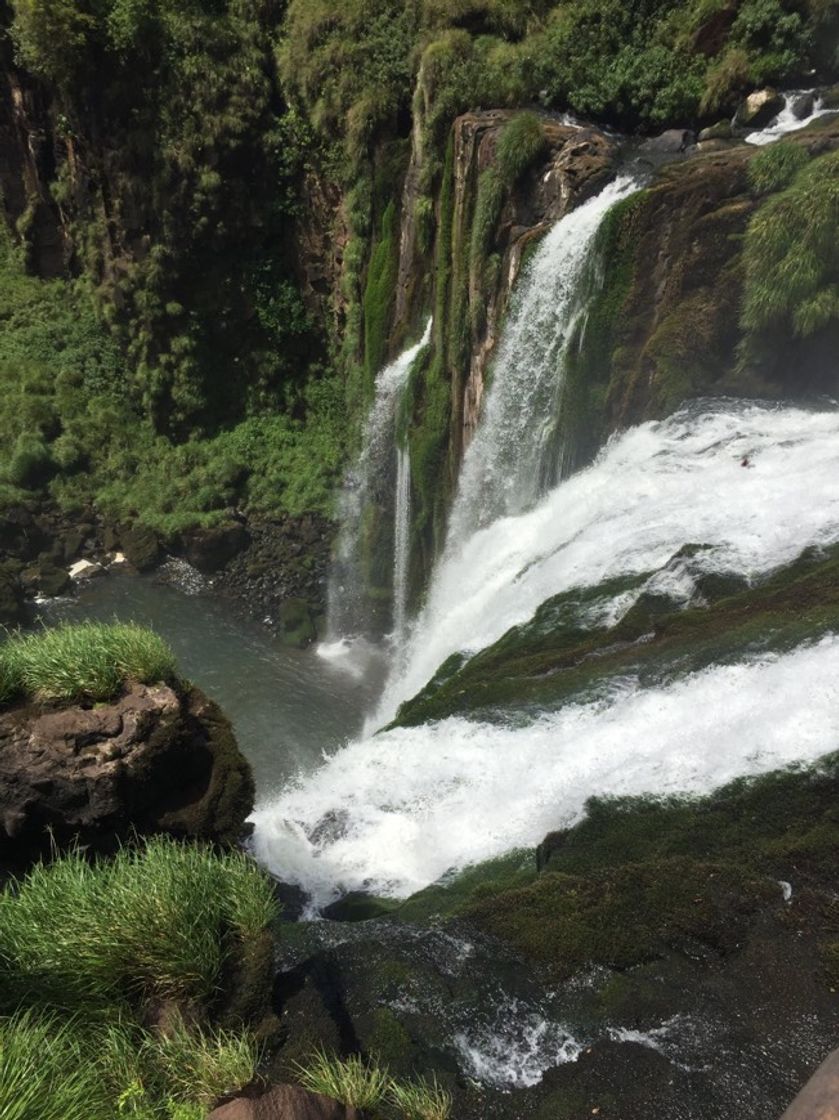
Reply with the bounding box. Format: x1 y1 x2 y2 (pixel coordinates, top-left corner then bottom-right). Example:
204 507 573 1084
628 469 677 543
251 635 839 905
454 999 582 1089
374 402 839 725
745 90 834 146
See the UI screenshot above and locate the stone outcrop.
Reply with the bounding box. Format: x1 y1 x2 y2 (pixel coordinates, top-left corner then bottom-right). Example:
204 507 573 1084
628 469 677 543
209 1085 361 1120
780 1048 839 1119
0 681 254 869
735 87 785 128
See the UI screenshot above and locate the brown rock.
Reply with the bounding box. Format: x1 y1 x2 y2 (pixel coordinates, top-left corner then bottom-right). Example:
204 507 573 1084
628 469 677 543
182 522 249 573
780 1048 839 1119
0 682 254 869
735 88 785 129
208 1084 362 1120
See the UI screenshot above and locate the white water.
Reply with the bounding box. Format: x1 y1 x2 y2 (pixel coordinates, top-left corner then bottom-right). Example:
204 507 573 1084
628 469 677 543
326 319 431 639
372 401 839 725
392 444 412 647
446 174 640 549
252 634 839 904
745 90 834 145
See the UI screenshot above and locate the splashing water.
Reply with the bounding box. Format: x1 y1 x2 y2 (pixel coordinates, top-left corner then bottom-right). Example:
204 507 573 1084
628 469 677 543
373 401 839 727
252 633 839 904
745 90 835 146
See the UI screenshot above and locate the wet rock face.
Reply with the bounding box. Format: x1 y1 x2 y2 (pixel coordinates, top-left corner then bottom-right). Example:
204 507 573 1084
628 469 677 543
735 87 785 128
0 681 254 870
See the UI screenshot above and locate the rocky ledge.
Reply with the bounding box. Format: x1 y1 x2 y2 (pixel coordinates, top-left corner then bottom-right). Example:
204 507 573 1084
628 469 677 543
0 680 254 870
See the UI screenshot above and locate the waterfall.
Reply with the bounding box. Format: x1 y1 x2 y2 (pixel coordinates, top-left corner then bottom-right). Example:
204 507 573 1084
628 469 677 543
392 444 412 648
446 174 639 551
253 401 839 904
744 90 834 146
325 319 431 643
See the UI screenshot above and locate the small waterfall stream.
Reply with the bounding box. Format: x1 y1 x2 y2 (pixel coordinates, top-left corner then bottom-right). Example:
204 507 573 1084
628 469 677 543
325 319 431 643
392 444 412 648
743 89 834 145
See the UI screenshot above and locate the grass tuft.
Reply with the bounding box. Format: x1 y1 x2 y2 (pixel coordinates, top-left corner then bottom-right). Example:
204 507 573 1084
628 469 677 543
0 836 279 1012
388 1073 453 1120
293 1049 390 1111
0 621 177 707
153 1013 261 1107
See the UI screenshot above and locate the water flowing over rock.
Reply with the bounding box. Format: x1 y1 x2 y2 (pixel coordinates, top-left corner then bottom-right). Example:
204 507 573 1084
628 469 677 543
445 173 640 551
326 320 431 641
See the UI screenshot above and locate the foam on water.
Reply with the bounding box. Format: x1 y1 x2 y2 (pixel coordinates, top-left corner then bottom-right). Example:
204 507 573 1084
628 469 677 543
252 634 839 904
373 401 839 725
454 999 582 1089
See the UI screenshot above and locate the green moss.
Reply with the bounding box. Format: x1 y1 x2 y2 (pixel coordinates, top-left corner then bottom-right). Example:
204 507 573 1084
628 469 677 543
363 200 400 397
396 850 537 923
469 858 774 978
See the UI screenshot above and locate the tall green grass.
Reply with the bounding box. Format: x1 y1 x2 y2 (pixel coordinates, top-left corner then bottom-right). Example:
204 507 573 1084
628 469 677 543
293 1049 390 1111
0 1012 111 1120
0 1010 259 1120
0 837 279 1012
0 621 177 706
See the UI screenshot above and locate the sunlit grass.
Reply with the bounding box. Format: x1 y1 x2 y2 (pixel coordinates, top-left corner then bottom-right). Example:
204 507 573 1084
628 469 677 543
0 836 279 1012
293 1049 390 1111
0 621 177 706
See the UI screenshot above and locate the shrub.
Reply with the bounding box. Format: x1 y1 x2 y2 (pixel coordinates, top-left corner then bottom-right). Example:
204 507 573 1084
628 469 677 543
0 621 177 706
293 1049 390 1111
0 836 279 1012
6 433 55 489
747 140 809 195
495 112 547 185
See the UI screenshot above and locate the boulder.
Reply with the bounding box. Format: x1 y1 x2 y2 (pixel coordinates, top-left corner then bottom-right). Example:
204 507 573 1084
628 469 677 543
0 566 27 627
21 559 71 598
790 92 815 121
735 88 784 128
0 682 254 869
640 128 695 153
277 598 316 648
780 1047 839 1118
698 119 732 142
121 525 162 571
208 1085 361 1120
821 83 839 110
182 522 249 573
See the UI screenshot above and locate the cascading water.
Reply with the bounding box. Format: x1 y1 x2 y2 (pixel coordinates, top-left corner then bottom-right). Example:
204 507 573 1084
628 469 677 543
252 401 839 906
446 174 639 550
744 89 834 145
323 319 431 645
392 444 412 648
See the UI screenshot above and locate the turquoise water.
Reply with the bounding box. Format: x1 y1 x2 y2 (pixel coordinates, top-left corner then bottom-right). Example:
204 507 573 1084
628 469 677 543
39 571 379 803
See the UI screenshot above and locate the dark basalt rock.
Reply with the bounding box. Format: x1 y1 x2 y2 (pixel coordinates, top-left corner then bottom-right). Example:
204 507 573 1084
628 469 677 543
121 524 162 571
0 564 28 627
181 520 250 574
735 87 785 128
0 681 254 870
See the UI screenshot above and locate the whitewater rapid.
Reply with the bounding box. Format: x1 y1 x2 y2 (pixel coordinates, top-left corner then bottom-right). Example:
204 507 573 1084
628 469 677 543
252 400 839 904
252 635 839 904
374 401 839 725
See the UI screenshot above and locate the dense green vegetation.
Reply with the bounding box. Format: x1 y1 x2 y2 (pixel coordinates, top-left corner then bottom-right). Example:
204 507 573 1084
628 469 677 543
0 621 176 706
294 1049 452 1120
0 837 278 1118
0 234 345 531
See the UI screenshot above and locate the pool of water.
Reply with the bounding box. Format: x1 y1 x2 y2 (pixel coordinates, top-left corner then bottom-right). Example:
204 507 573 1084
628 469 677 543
38 570 381 803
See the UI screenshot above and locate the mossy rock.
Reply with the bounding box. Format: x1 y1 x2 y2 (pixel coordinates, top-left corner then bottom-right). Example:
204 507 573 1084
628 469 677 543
0 565 27 627
277 597 316 648
121 525 162 572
